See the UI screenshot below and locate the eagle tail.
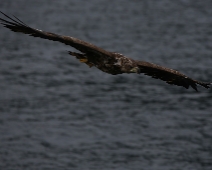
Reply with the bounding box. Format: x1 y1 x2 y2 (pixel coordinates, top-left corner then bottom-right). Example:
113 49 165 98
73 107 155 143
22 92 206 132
68 51 93 67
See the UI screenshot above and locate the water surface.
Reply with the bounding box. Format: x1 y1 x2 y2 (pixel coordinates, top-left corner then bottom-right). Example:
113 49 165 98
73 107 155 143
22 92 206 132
0 1 212 170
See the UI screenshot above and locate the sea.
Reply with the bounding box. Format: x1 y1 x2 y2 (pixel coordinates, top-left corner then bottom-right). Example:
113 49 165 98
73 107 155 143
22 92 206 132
0 1 212 170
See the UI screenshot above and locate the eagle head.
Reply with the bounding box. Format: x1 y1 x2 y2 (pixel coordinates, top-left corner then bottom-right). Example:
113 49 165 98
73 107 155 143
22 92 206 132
130 67 140 74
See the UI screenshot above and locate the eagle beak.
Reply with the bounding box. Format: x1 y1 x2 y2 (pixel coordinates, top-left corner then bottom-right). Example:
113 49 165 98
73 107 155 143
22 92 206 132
130 67 140 74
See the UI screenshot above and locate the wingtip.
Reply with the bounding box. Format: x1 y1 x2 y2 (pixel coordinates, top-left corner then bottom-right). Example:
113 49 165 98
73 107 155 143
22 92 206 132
196 81 212 90
189 80 212 91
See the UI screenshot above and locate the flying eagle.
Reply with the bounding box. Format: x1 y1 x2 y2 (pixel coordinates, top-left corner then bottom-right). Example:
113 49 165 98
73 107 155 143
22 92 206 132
0 11 211 91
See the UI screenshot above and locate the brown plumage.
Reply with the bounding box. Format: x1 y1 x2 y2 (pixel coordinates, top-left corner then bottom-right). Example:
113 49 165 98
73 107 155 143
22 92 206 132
0 11 211 91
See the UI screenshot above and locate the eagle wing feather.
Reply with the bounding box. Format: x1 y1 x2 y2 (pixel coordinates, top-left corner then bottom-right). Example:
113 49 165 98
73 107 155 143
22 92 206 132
0 11 112 58
137 61 211 91
0 11 211 91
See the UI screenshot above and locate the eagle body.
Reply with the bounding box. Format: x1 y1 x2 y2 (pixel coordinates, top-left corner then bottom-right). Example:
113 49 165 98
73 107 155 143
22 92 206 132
0 11 211 91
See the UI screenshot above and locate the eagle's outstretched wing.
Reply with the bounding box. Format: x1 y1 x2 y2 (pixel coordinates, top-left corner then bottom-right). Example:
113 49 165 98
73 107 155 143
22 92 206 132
0 11 211 91
137 61 211 91
0 11 112 58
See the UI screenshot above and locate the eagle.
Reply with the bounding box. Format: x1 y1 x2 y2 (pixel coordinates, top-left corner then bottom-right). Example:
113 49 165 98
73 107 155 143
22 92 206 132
0 11 211 91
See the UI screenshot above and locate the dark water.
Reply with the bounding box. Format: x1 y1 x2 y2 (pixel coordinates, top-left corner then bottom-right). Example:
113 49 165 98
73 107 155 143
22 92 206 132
0 1 212 170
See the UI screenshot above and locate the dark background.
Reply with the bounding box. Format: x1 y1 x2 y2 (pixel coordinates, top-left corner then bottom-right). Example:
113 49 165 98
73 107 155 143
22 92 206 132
0 0 212 170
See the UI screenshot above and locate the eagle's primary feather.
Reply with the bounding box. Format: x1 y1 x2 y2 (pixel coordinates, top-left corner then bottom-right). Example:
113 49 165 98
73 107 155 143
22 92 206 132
0 11 211 91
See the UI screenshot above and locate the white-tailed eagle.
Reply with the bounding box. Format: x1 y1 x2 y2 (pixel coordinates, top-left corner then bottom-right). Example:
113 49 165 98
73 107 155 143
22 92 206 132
0 11 211 91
